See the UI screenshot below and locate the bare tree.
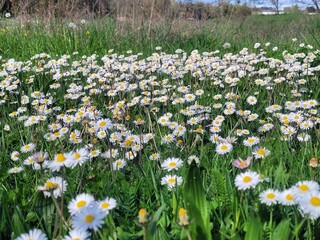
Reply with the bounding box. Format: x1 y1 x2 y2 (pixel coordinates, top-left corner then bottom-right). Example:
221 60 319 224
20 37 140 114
295 0 319 13
311 0 320 11
270 0 280 14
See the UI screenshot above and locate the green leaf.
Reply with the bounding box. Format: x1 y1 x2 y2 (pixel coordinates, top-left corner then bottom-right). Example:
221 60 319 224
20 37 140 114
244 213 263 240
12 206 26 236
147 205 166 239
25 211 37 222
272 219 291 240
184 161 211 240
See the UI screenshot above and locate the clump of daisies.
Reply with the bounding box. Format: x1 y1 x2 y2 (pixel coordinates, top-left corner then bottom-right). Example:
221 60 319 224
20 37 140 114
160 157 184 190
68 193 117 233
238 177 320 220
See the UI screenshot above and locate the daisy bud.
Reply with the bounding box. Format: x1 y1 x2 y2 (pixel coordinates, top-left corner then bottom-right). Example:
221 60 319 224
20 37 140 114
178 208 190 227
138 208 149 225
309 157 318 168
4 124 10 131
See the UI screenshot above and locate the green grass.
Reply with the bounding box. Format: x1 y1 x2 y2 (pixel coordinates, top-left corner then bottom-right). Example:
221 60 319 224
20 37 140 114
0 13 319 60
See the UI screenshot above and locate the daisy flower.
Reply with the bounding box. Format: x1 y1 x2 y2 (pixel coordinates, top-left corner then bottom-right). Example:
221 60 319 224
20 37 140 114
68 148 89 168
298 191 320 220
15 229 48 240
161 175 183 190
113 159 126 170
299 120 314 130
10 151 20 161
63 229 91 240
38 176 67 198
216 142 233 155
96 131 107 139
95 118 113 131
20 143 35 153
28 152 49 170
278 188 296 206
125 151 137 159
71 205 107 232
259 189 279 206
247 113 259 122
246 96 257 105
243 136 260 147
102 149 119 159
162 134 175 144
161 157 183 171
68 193 95 215
48 153 72 171
210 134 222 144
293 181 319 200
252 147 271 159
232 156 252 169
88 149 101 158
97 197 117 213
8 166 23 174
173 125 186 137
297 133 311 142
234 170 260 190
149 152 160 161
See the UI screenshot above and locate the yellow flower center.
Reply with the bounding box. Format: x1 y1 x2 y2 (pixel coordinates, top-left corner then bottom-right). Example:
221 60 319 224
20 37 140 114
299 185 309 192
56 153 66 162
286 194 293 201
73 238 81 240
99 121 106 127
139 208 147 215
239 161 246 167
168 178 176 183
179 208 187 216
310 197 320 206
74 153 81 160
266 193 275 199
84 214 95 223
243 176 251 183
125 139 132 147
101 202 110 209
45 181 59 190
77 200 86 208
169 162 177 167
221 145 228 151
116 161 123 166
257 148 265 155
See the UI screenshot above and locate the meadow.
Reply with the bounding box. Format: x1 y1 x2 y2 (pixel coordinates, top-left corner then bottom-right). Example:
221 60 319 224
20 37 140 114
0 13 320 239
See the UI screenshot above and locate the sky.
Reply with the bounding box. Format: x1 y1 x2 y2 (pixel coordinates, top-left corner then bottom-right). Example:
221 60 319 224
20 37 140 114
188 0 315 9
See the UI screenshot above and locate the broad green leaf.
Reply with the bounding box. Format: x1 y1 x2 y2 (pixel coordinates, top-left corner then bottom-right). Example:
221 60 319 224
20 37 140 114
244 214 263 240
272 219 291 240
147 205 166 239
12 206 26 236
184 161 211 240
